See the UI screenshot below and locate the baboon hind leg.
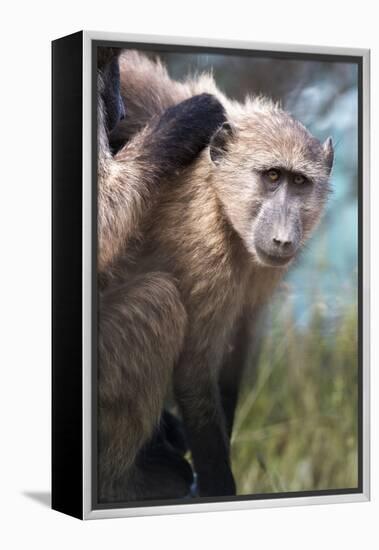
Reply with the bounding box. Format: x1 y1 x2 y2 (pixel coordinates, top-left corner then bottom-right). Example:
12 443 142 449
97 273 187 503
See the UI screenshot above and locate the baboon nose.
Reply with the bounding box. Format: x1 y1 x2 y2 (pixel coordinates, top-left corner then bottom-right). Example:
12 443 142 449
272 237 292 249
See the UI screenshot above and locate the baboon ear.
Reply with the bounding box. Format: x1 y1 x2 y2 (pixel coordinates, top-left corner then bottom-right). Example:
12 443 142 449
322 136 334 174
209 121 236 164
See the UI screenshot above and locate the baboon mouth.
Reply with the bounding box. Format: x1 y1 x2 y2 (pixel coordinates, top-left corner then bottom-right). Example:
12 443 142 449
254 245 295 267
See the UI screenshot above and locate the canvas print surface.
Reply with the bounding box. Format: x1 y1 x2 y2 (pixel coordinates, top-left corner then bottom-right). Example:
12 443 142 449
95 44 360 508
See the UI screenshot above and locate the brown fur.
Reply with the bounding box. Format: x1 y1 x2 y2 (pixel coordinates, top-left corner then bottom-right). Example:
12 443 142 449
98 73 162 272
97 69 189 502
98 272 187 501
111 51 333 496
96 58 227 501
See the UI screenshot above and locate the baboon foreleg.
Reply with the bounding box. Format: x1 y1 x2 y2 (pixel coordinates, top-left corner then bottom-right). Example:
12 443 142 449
174 312 257 497
220 310 263 443
219 314 251 439
98 273 187 503
174 353 236 497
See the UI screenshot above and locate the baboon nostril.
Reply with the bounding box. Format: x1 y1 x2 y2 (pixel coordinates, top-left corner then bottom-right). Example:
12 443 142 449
272 237 292 248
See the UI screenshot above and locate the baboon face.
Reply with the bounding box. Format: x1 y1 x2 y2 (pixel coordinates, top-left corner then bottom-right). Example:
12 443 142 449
209 107 334 268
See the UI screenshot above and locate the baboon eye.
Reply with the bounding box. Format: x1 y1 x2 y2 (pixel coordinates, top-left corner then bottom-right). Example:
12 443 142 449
293 174 307 185
266 169 281 183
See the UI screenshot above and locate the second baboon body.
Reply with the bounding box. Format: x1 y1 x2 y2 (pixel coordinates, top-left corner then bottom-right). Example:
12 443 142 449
97 50 227 501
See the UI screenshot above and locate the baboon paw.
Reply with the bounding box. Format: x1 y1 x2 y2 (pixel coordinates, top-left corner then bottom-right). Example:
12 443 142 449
151 93 226 171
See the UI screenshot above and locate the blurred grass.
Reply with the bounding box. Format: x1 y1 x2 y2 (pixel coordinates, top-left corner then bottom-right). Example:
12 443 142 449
231 296 358 495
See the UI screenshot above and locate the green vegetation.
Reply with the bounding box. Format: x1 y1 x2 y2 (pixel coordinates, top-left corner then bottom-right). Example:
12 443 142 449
232 296 358 495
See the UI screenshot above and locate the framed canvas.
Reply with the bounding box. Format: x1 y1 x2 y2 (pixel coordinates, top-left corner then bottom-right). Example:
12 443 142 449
52 31 370 520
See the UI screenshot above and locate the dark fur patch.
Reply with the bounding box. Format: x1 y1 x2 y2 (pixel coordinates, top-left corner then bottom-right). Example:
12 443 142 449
146 93 226 175
160 410 189 455
101 55 125 135
137 437 193 487
97 47 120 70
189 418 236 497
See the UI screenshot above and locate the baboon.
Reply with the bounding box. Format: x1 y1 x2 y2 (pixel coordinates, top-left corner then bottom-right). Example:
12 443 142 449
110 50 334 498
97 48 226 501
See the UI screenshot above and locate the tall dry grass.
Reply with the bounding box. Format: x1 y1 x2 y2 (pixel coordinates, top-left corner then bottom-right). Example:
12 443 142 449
232 297 358 495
